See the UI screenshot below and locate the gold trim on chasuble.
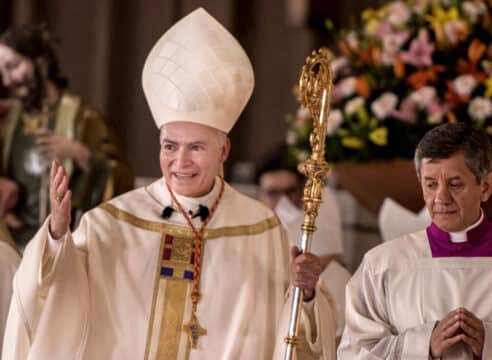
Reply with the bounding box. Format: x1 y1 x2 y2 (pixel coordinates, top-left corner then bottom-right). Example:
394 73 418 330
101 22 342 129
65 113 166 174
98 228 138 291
99 202 280 359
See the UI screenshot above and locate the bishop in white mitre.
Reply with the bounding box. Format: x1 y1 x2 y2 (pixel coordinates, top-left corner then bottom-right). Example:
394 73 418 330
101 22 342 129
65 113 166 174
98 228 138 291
2 8 337 360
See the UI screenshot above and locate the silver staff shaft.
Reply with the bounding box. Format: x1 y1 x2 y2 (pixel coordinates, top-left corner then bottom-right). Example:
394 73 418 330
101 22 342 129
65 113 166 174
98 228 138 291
284 232 313 360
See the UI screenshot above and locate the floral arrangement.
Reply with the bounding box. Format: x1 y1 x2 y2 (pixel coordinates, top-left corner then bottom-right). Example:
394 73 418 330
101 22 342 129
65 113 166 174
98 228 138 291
286 0 492 163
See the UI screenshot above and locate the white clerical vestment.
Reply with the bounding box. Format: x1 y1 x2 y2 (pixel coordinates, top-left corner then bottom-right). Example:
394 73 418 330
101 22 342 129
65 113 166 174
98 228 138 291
338 229 492 359
0 241 20 355
3 178 336 359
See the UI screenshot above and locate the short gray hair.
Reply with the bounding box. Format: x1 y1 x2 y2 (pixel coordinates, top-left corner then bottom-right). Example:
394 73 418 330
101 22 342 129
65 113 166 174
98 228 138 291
159 123 228 147
414 123 492 184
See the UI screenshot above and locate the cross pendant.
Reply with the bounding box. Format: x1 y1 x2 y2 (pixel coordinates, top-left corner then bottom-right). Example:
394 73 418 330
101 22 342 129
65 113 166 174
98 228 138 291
183 313 207 349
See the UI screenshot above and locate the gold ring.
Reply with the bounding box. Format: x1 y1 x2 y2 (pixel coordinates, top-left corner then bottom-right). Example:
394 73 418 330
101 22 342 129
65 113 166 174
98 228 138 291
54 193 63 203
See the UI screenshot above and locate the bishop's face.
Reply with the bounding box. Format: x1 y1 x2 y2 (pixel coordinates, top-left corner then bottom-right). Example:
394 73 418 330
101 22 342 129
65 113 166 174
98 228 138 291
420 151 492 232
160 122 230 197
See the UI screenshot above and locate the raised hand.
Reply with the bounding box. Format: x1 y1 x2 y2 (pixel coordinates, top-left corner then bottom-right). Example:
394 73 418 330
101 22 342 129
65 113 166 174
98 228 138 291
49 160 71 239
290 245 322 301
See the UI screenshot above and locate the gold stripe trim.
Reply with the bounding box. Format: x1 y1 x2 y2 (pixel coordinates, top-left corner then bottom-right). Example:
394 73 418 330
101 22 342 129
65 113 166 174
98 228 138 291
55 94 81 178
156 279 188 359
100 202 280 239
144 236 165 360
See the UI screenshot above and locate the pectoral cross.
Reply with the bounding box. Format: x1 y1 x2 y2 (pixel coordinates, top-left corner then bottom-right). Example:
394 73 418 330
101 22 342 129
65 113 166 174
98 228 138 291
183 313 207 349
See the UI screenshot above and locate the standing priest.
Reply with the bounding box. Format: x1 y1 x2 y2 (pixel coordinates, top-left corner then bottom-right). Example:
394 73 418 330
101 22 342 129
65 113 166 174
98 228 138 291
339 122 492 359
3 8 336 360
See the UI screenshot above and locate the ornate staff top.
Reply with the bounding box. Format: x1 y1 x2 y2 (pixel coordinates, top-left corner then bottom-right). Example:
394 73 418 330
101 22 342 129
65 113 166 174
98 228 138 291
297 47 334 236
284 47 334 360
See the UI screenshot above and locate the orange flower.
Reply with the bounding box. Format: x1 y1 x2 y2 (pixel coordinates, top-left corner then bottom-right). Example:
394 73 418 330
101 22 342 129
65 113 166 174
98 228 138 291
393 56 405 78
487 44 492 60
468 39 486 65
371 46 381 66
455 39 487 82
407 65 445 89
338 40 352 58
447 111 458 124
355 47 374 67
457 59 487 82
355 76 371 98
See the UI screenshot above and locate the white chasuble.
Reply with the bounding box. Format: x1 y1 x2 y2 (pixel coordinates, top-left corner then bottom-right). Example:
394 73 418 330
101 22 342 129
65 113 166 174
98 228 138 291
3 179 336 359
338 230 492 359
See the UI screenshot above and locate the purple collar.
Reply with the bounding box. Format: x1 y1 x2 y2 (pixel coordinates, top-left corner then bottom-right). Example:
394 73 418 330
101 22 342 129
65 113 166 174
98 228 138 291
426 213 492 257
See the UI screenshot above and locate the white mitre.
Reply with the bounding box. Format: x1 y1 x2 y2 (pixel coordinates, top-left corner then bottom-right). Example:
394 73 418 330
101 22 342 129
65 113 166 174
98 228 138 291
142 7 254 133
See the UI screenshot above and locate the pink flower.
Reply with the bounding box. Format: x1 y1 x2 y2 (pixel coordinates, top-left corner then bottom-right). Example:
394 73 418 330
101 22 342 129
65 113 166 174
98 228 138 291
387 1 412 26
392 97 417 123
376 22 394 37
331 57 349 79
332 77 357 103
401 29 434 67
427 100 452 124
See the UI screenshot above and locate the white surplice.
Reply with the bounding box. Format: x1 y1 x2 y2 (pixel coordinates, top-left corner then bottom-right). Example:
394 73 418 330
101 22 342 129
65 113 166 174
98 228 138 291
3 178 336 359
0 241 20 355
338 229 492 359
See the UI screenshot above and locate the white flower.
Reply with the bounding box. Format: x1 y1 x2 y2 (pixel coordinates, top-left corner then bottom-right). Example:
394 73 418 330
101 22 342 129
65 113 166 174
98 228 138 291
443 20 468 45
346 32 359 49
462 2 487 22
468 97 492 122
381 31 410 65
371 92 398 120
410 86 436 109
296 106 311 120
387 1 412 26
453 75 477 96
286 130 298 145
331 57 348 79
326 109 343 135
345 97 365 116
337 77 357 98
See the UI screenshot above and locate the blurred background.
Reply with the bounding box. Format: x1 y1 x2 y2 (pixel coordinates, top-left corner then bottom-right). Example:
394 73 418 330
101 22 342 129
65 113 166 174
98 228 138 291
0 0 385 179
